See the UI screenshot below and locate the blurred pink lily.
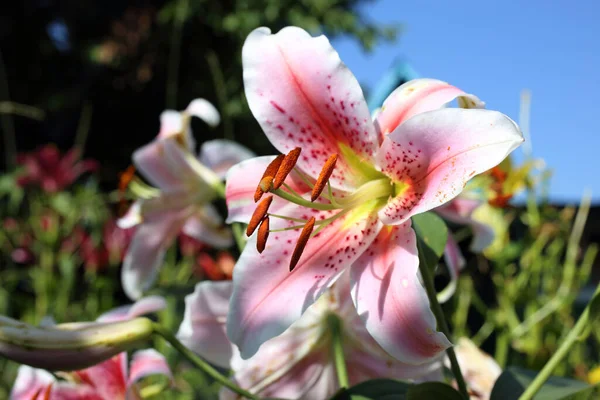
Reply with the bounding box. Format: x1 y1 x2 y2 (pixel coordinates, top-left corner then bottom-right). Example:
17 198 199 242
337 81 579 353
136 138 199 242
177 272 442 399
225 26 523 361
119 99 254 299
9 296 171 400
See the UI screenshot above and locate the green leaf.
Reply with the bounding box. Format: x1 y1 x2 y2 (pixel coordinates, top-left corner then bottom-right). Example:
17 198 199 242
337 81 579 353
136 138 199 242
412 212 448 269
406 382 464 400
490 367 594 400
329 379 412 399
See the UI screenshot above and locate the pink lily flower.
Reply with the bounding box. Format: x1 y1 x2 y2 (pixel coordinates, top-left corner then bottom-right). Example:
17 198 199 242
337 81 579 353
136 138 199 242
119 99 254 299
224 26 523 362
9 297 171 400
177 272 442 399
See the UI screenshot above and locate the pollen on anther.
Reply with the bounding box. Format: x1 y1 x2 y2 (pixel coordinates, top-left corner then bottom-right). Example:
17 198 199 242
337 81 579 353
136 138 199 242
273 147 301 190
254 155 285 202
246 195 273 237
290 216 315 272
311 154 338 202
256 216 270 253
259 176 273 192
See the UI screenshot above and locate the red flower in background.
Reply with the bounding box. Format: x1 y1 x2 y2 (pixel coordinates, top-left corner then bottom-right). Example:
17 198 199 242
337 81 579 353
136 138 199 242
16 144 98 192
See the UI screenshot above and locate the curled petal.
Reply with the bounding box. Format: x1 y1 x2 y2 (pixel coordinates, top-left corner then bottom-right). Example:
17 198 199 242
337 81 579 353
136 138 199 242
186 98 221 128
132 138 186 192
10 366 55 400
227 204 382 359
182 205 233 249
436 198 495 252
350 222 451 364
128 349 173 393
375 79 484 141
377 108 523 225
199 140 255 179
437 234 466 304
225 156 311 224
97 296 167 323
177 281 234 368
242 27 377 190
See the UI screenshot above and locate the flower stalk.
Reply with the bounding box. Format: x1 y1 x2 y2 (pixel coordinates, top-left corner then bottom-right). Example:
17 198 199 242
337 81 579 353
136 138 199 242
416 239 469 399
327 313 349 388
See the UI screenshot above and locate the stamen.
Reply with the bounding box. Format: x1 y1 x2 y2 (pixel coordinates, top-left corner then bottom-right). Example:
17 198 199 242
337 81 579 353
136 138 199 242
256 217 270 253
311 154 338 202
259 176 274 192
254 155 285 202
246 195 273 236
273 147 301 190
290 216 315 272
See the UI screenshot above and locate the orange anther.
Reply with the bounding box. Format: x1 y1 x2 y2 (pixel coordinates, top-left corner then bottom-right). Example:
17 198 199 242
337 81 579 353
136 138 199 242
273 147 302 190
246 195 273 237
289 216 315 272
259 176 274 192
256 216 270 253
311 154 338 202
254 155 285 202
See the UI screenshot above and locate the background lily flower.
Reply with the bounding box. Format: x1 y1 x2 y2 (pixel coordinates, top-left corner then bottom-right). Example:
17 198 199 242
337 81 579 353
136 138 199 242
177 272 442 400
224 26 524 361
118 99 254 299
9 296 170 400
446 338 502 400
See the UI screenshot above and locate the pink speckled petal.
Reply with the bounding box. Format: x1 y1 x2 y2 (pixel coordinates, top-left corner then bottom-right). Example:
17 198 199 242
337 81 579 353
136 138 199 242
225 156 312 224
71 353 128 400
182 204 233 248
121 207 190 299
127 349 173 394
350 222 451 364
46 384 104 400
243 27 377 190
97 296 167 323
177 281 234 368
374 79 484 141
436 197 495 252
199 140 255 179
227 204 382 359
377 108 523 225
10 366 55 400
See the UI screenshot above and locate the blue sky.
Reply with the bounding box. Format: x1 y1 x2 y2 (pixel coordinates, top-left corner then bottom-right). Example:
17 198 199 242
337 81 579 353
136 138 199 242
332 0 599 203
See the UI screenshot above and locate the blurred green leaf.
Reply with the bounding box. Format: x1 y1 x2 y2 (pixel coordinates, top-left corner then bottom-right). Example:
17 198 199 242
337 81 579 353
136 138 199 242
490 367 594 400
406 382 464 400
330 378 411 399
412 212 448 269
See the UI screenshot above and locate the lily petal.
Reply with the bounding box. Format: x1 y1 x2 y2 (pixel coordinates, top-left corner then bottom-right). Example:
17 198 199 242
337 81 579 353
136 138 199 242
177 281 234 368
436 198 495 252
97 296 167 323
350 222 451 364
186 98 221 128
227 204 382 359
46 383 104 400
71 353 127 400
182 204 233 249
377 108 523 225
375 79 484 141
121 208 190 299
128 349 173 393
242 27 377 190
199 140 255 179
132 137 187 192
10 366 54 400
225 156 311 224
437 234 466 304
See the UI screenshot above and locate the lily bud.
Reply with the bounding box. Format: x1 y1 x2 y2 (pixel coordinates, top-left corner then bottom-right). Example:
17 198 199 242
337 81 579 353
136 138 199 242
0 316 154 371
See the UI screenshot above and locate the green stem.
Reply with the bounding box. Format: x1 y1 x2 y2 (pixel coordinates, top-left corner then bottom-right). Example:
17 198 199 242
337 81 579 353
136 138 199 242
417 239 469 399
152 323 260 400
327 314 349 388
166 0 188 108
272 188 337 211
231 223 246 253
518 282 600 400
206 50 233 140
